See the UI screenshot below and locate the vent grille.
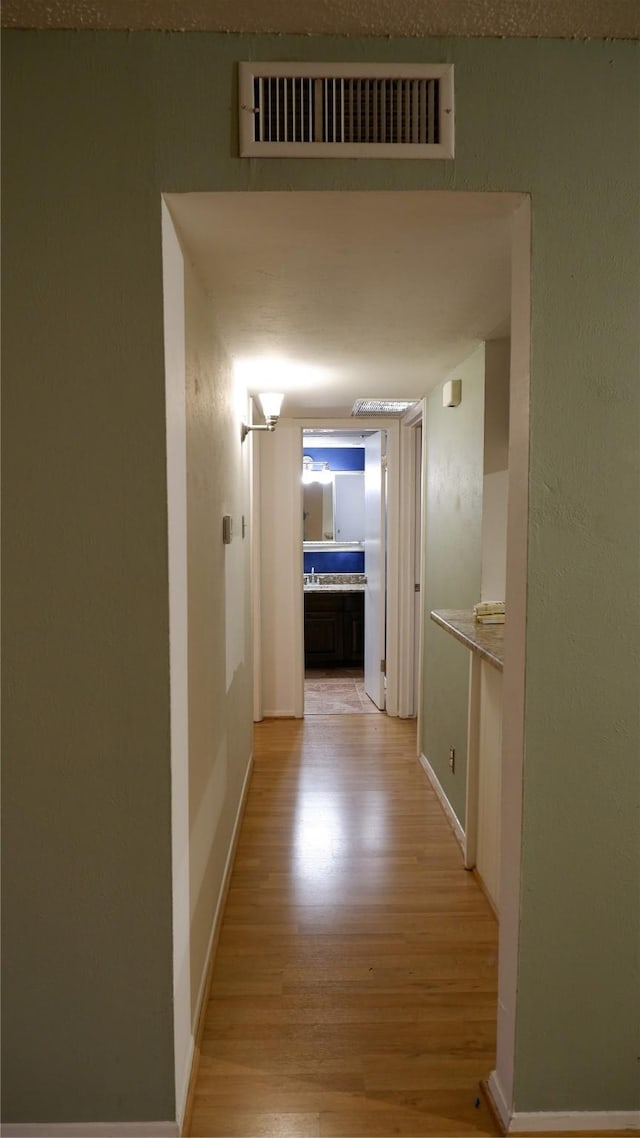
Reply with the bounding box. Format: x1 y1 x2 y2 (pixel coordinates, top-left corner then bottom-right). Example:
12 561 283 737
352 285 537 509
253 76 439 145
351 399 418 417
239 63 453 159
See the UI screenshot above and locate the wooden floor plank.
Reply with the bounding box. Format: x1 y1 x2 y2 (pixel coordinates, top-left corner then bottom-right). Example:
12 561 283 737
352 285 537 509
185 716 635 1136
186 715 501 1137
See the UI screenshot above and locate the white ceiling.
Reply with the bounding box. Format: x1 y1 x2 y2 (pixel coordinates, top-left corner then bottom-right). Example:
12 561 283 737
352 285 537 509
3 0 638 38
167 190 522 418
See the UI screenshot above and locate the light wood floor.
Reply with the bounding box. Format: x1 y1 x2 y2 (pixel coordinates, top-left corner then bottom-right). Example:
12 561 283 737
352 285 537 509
184 716 631 1138
186 715 501 1137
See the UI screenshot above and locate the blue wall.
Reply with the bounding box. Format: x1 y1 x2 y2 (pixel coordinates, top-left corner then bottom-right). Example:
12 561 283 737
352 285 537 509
303 447 364 470
303 447 365 572
303 550 365 573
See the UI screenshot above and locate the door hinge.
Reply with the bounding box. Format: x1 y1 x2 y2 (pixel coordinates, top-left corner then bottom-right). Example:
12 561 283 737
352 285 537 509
380 658 386 674
414 582 420 593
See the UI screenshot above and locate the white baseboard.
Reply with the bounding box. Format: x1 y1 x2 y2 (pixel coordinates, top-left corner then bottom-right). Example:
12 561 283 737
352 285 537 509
509 1109 640 1133
177 752 254 1129
418 751 465 854
487 1069 511 1130
192 752 254 1023
175 1035 194 1137
0 1125 178 1137
486 1070 640 1133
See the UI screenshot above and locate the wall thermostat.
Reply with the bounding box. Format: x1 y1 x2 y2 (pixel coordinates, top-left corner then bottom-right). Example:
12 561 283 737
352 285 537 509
443 378 462 408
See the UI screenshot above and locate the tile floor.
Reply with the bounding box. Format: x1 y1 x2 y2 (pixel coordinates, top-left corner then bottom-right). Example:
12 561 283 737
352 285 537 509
304 667 382 714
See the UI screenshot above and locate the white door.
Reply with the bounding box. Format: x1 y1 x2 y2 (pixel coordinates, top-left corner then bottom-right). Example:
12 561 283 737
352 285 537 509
364 432 386 709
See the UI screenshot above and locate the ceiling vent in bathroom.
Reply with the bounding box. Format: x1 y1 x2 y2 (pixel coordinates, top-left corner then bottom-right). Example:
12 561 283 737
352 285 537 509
351 399 418 417
239 62 454 159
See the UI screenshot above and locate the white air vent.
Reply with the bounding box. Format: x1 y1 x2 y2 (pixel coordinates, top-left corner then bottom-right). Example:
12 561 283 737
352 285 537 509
352 399 418 417
239 62 454 159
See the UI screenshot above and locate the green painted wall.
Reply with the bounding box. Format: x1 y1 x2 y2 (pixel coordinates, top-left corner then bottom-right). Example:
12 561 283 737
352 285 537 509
2 29 638 1123
421 348 485 826
2 34 177 1125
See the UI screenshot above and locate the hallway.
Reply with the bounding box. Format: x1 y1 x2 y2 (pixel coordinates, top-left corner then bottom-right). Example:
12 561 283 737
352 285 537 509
186 715 500 1137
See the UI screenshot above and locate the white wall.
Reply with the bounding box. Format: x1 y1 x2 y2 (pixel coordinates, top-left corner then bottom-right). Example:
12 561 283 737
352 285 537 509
420 345 486 825
183 250 254 1021
475 338 510 913
493 199 531 1115
259 422 304 718
162 202 256 1127
481 339 510 602
477 662 503 910
481 472 509 601
161 201 192 1124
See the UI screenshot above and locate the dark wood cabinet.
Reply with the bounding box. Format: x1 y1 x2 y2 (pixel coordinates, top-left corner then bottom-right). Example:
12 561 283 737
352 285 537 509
342 594 365 663
304 591 364 667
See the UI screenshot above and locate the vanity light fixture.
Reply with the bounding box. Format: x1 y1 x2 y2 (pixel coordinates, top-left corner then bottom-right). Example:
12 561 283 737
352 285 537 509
302 456 332 485
241 391 284 443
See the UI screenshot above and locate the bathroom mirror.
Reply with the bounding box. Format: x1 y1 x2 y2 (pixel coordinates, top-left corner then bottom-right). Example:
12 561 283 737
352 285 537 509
303 472 365 545
303 481 334 541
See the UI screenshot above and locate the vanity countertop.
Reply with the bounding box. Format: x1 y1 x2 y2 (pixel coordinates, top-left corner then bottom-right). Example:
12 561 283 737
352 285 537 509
430 609 504 671
304 574 366 593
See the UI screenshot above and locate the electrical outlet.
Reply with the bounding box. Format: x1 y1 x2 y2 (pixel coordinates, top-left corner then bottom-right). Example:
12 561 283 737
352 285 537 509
449 747 456 772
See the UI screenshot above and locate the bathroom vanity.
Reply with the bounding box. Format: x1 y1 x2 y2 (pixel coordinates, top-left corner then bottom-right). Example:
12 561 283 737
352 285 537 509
304 576 365 667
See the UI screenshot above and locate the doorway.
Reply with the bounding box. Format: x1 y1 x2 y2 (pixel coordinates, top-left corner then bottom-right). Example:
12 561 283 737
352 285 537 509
302 428 385 715
163 188 530 1126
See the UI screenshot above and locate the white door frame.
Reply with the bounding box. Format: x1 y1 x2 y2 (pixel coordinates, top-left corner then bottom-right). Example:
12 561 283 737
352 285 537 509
291 416 402 717
167 190 530 1133
253 413 423 720
253 413 422 724
398 401 425 719
363 430 387 709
